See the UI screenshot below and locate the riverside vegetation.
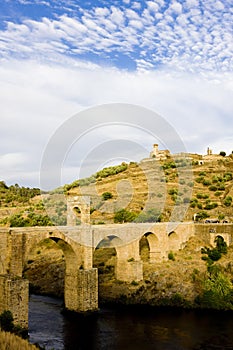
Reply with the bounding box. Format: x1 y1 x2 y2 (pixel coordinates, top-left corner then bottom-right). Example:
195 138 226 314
0 310 39 350
1 151 233 311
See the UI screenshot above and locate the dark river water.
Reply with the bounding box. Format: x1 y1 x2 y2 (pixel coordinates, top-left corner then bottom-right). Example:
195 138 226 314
29 294 233 350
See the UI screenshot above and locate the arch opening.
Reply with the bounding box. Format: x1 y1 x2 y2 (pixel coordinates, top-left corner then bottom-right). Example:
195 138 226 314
139 232 159 263
93 236 120 283
168 231 178 239
214 235 228 252
72 206 82 225
139 236 150 262
23 236 80 298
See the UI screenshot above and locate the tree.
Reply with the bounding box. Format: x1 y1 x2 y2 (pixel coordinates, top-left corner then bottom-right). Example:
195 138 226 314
215 236 227 254
0 310 14 331
101 192 113 200
134 208 161 223
195 211 209 221
114 209 136 223
219 151 226 157
223 196 232 207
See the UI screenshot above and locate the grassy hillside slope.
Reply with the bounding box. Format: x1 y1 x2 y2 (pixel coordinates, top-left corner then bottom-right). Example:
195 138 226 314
1 152 233 226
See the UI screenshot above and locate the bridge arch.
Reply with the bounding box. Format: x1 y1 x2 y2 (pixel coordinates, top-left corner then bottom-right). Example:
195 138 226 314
23 231 86 313
210 233 230 247
93 236 120 281
140 232 161 263
168 231 181 251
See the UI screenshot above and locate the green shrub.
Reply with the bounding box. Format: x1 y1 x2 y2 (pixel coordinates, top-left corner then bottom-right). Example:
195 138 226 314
223 196 232 207
114 209 137 223
203 179 211 186
195 176 204 183
127 257 135 262
9 212 53 227
201 237 227 264
96 163 128 179
197 271 233 310
219 151 226 157
168 252 175 261
204 202 218 210
0 311 14 332
101 192 113 200
217 183 225 191
134 208 161 223
218 214 225 221
215 236 227 254
214 191 221 197
131 280 139 286
209 185 217 191
168 188 178 195
224 172 232 181
195 211 209 221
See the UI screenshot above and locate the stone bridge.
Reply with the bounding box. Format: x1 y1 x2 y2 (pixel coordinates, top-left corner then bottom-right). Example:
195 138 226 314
0 195 232 328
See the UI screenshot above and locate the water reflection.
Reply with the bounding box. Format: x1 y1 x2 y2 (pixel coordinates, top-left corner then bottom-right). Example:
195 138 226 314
29 295 233 350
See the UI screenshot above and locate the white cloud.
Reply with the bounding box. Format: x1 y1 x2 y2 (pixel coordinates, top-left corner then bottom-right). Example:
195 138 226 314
147 1 160 13
169 1 183 14
110 6 125 26
132 2 141 10
0 1 232 75
94 7 110 17
129 19 143 30
0 0 232 187
0 153 28 168
0 58 232 187
185 0 199 8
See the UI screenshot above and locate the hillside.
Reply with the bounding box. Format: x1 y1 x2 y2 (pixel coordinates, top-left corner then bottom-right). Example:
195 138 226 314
65 151 233 224
1 150 233 227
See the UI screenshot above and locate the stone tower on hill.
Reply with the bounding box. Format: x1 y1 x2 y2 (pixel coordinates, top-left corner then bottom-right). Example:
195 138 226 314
150 144 171 160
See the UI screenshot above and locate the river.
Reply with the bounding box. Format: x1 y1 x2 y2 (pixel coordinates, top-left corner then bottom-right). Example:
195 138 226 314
29 294 233 350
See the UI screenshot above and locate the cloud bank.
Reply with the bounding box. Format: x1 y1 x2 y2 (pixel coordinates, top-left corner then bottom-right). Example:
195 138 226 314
0 0 232 188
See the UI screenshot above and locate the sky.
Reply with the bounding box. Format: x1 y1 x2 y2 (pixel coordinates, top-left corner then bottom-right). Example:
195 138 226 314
0 0 232 188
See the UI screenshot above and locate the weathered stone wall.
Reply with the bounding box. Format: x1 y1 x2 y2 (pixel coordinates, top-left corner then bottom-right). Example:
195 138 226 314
0 230 10 274
67 195 90 225
116 260 143 282
77 269 98 311
194 223 233 246
0 275 29 328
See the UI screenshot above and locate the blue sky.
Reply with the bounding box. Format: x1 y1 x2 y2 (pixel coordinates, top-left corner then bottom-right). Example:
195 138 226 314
0 0 232 71
0 0 233 187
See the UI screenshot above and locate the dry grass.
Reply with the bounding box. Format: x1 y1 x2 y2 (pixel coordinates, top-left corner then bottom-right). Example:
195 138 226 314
0 331 38 350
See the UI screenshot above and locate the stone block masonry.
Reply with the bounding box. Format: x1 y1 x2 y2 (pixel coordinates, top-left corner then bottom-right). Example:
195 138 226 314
0 275 29 328
76 268 98 312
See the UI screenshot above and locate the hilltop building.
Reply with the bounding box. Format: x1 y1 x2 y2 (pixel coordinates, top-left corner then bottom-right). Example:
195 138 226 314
149 144 171 160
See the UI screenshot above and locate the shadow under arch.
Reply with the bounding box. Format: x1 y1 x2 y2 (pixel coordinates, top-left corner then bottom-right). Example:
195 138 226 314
23 235 83 306
168 231 180 251
93 235 123 281
72 206 82 225
140 232 159 263
214 235 228 250
168 231 178 239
